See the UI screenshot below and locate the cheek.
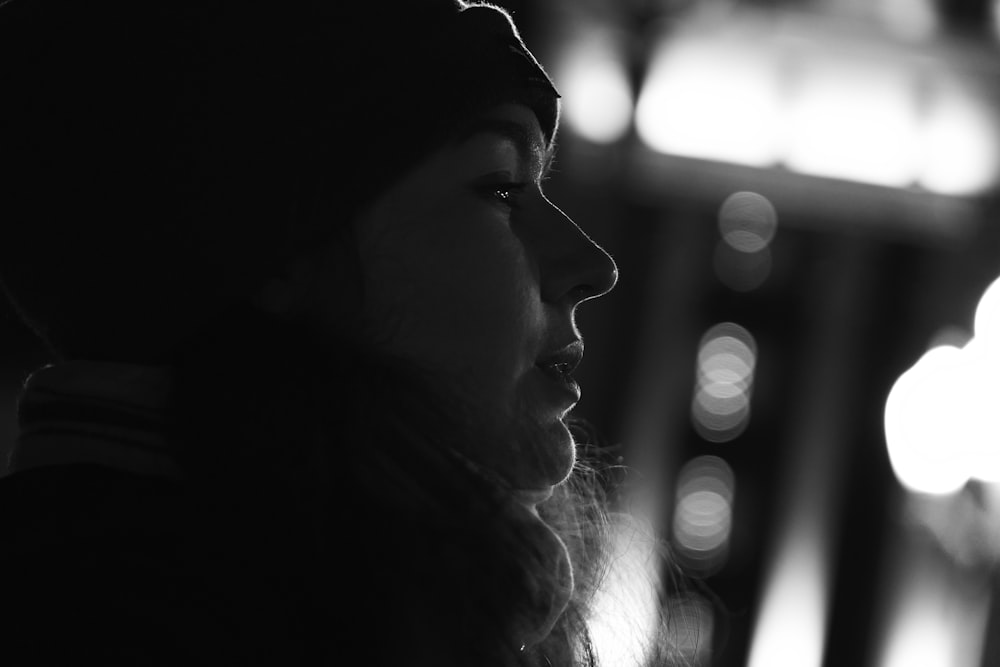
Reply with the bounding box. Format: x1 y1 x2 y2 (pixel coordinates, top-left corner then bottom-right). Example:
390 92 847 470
449 247 536 341
358 217 540 379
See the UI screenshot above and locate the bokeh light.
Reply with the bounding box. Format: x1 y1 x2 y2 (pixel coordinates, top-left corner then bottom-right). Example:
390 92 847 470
973 269 1000 344
917 87 1000 196
692 322 757 442
556 27 633 145
718 191 778 253
672 455 735 574
783 59 918 188
632 9 999 195
714 191 778 291
884 344 970 495
666 592 715 665
884 275 1000 494
635 34 782 167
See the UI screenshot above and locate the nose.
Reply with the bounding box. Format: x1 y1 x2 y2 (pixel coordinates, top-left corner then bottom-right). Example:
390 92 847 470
534 197 618 306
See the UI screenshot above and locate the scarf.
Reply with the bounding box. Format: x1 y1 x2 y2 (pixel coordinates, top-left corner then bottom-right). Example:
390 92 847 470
9 361 181 478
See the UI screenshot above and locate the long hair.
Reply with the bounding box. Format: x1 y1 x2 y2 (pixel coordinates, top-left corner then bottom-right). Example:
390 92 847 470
165 307 677 666
537 421 686 667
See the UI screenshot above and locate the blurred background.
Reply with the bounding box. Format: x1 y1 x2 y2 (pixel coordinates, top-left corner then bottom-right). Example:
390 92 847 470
4 0 1000 665
520 0 1000 665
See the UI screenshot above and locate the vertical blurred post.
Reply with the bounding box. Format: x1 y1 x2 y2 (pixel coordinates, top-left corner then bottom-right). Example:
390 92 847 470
872 506 991 667
747 238 875 667
619 211 714 543
616 211 717 664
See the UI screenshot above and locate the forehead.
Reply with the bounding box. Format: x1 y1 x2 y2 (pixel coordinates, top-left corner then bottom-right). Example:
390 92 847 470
454 104 553 172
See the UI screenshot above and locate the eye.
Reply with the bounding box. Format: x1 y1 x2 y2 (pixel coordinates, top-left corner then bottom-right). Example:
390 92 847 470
484 182 528 209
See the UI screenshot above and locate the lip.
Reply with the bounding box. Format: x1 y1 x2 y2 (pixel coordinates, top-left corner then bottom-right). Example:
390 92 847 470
532 364 581 406
534 339 584 405
536 340 584 375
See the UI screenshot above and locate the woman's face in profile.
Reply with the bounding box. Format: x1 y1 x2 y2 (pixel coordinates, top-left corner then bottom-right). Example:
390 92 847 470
327 103 617 503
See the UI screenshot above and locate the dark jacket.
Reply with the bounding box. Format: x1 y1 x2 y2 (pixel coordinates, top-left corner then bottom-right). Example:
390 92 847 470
0 359 565 666
0 363 323 665
0 464 322 666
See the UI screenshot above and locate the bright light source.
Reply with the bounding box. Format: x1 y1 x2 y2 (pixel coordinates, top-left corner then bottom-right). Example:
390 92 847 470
884 344 971 495
747 530 828 667
885 275 1000 494
635 38 781 167
974 275 1000 343
556 29 633 145
784 60 918 187
631 12 1000 195
918 90 1000 196
949 341 1000 483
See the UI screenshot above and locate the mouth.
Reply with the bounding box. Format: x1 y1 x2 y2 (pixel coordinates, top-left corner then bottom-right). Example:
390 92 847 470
534 339 584 403
535 340 583 378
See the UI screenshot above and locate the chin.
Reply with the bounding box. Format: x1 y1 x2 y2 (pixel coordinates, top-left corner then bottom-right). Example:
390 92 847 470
519 417 578 489
451 382 581 490
552 418 579 479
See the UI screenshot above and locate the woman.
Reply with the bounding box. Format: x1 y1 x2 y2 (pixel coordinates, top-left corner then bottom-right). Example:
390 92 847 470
0 1 671 664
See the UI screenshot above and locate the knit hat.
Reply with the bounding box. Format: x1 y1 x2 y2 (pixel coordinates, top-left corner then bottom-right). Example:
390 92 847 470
0 0 561 360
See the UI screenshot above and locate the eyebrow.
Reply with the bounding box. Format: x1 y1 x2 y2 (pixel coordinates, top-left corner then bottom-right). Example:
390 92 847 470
456 118 556 179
